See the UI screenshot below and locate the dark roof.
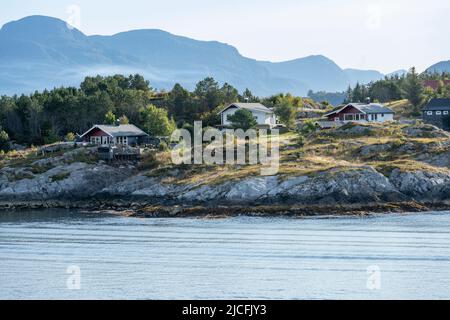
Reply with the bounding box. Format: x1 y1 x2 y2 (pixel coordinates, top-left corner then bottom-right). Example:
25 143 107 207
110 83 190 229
81 124 149 138
423 98 450 111
218 103 273 114
324 103 394 116
355 103 395 114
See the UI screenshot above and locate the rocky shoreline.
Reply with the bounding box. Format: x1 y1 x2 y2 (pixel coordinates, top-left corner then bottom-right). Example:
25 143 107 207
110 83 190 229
1 160 450 217
1 198 449 218
2 123 450 217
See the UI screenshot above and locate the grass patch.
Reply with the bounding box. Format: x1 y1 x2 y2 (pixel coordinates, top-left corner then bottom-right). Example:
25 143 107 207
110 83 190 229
50 172 70 182
30 163 55 174
372 159 450 177
386 99 419 118
9 171 35 181
65 150 98 165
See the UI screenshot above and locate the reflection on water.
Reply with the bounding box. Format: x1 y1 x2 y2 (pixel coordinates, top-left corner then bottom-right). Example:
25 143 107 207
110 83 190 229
1 210 450 299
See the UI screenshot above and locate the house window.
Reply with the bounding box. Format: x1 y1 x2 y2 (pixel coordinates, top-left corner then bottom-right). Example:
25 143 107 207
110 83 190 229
426 111 433 115
436 111 442 115
344 114 354 121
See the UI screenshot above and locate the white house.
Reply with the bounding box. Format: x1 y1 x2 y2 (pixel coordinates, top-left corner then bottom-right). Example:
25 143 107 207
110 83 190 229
218 103 277 128
324 103 395 123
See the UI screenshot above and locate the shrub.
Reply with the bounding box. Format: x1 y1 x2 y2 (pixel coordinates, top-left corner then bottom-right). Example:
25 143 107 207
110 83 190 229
297 134 305 147
158 141 169 152
65 132 76 142
139 152 159 170
300 120 317 135
0 130 10 151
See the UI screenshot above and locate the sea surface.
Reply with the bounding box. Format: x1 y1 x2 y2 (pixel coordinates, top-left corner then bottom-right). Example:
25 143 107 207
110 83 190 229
1 210 450 300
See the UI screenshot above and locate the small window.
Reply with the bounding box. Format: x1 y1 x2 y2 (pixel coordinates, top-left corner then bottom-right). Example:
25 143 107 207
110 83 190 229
444 111 449 115
436 111 442 115
426 111 433 116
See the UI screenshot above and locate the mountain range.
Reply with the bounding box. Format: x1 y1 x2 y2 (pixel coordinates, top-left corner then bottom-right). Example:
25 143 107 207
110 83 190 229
0 15 446 96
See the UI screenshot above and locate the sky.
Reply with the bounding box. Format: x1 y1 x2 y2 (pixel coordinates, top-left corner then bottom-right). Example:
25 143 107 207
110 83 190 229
1 0 449 73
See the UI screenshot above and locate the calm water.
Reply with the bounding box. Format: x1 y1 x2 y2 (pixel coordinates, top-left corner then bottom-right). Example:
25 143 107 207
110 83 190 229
1 210 450 300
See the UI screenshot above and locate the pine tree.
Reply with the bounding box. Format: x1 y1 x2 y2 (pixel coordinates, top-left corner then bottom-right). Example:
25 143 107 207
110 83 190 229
404 67 424 112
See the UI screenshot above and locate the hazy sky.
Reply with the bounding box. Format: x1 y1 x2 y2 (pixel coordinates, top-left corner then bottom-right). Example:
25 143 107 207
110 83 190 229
1 0 449 73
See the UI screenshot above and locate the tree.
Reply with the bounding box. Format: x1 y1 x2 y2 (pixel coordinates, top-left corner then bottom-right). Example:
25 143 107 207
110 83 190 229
104 111 116 125
404 67 424 114
194 77 223 112
167 83 192 122
129 74 151 91
139 105 176 136
119 115 130 124
0 130 10 151
242 88 258 103
65 132 76 142
344 86 353 103
200 106 222 127
227 109 257 130
274 100 297 129
221 83 239 105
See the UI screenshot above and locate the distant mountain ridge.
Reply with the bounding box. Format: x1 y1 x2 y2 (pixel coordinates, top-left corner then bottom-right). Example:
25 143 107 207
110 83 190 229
426 61 450 74
0 15 446 96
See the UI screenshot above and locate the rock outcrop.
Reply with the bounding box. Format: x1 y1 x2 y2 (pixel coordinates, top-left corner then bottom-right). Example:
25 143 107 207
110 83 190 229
1 160 450 209
0 162 133 201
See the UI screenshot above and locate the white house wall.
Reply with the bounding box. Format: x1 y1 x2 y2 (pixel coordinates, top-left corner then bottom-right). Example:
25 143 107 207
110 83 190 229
368 113 394 122
221 107 238 127
221 107 276 127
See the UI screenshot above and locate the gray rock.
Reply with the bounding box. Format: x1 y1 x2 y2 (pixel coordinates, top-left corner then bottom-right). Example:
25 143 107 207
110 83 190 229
0 162 132 201
402 124 450 138
389 169 450 199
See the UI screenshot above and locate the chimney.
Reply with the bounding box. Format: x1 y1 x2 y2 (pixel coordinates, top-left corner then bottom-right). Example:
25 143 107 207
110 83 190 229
365 97 371 104
116 119 121 126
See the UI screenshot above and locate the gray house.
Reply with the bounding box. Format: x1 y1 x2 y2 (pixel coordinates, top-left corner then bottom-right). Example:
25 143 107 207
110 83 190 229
80 124 149 146
422 98 450 131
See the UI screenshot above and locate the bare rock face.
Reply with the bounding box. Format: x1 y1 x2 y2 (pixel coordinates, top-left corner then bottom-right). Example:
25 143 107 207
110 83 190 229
389 169 450 200
276 167 404 204
177 176 279 203
359 143 393 157
335 124 375 136
401 124 450 139
98 166 405 205
0 162 133 201
101 175 159 196
1 158 450 207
